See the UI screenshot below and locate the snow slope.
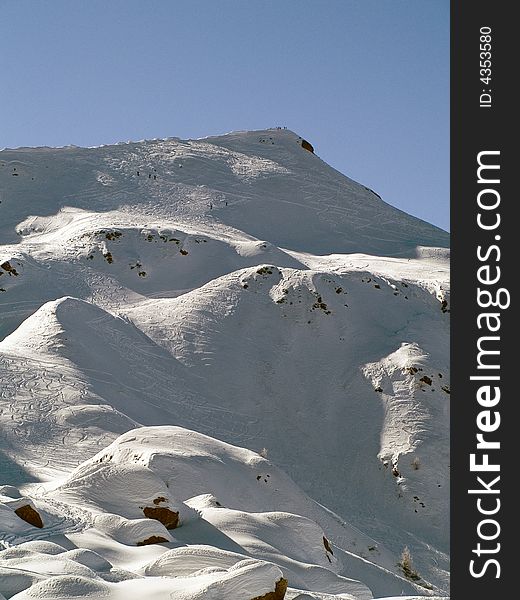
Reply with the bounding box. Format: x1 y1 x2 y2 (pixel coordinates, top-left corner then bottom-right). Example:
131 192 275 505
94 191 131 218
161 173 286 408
0 128 449 599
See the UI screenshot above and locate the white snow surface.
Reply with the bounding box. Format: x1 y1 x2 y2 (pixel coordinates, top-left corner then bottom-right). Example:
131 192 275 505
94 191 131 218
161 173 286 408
0 129 449 599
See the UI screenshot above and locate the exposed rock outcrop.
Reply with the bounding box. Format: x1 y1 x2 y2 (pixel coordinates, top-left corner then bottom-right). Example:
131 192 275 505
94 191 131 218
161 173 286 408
251 577 288 600
301 139 314 153
143 506 179 529
137 535 168 546
14 504 44 528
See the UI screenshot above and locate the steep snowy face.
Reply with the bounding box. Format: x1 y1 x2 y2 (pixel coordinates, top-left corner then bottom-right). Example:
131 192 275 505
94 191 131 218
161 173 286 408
0 129 449 599
0 128 448 254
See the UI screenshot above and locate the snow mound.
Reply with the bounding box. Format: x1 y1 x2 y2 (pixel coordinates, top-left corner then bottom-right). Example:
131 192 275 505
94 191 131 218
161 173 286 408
52 460 194 527
0 544 120 598
143 544 251 576
10 575 109 598
49 425 348 556
92 514 174 546
9 562 287 600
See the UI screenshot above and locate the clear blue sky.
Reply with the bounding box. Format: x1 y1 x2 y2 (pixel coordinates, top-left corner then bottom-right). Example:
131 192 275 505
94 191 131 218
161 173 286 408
0 0 449 231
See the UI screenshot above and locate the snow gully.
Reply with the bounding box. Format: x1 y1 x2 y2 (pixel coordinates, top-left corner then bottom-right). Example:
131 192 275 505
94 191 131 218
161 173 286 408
468 151 510 580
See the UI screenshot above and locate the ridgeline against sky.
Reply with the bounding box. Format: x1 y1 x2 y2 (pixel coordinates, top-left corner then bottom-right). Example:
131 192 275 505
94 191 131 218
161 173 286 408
0 0 449 231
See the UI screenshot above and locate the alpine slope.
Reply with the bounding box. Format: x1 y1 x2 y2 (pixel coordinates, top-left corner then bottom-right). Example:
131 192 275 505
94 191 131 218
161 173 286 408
0 128 450 599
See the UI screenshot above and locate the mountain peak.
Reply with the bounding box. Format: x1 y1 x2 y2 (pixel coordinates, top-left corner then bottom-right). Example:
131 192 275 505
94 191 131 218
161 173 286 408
1 128 448 255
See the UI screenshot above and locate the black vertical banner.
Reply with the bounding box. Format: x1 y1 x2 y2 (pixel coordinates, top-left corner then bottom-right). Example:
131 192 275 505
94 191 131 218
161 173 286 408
452 2 514 598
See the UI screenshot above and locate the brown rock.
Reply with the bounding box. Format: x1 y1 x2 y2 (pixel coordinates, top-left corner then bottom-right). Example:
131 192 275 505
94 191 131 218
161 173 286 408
153 496 168 505
14 504 43 528
136 535 168 546
143 506 179 529
301 139 314 153
1 261 19 276
251 578 288 600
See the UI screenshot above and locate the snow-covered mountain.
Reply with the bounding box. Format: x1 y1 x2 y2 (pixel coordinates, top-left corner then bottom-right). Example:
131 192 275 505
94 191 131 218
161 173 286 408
0 128 449 599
